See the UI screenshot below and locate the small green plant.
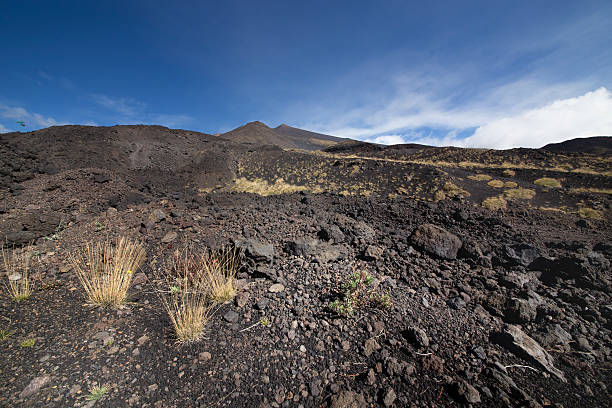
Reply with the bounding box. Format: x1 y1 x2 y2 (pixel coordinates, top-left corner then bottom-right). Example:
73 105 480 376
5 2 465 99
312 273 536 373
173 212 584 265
20 338 35 348
86 385 109 401
330 267 390 316
260 317 270 326
95 222 106 232
0 329 12 340
43 219 67 241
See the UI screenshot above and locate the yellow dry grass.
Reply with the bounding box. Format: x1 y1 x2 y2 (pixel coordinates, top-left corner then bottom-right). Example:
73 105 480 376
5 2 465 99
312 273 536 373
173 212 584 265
503 181 518 188
503 169 516 177
570 187 612 195
156 249 213 344
468 174 492 181
231 177 307 196
202 246 241 303
70 237 145 307
534 178 562 188
577 207 603 220
504 188 536 199
2 246 33 302
482 196 507 211
487 179 505 188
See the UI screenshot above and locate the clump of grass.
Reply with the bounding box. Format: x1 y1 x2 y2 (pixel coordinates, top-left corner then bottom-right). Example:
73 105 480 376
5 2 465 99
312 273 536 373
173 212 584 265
2 245 34 302
86 385 109 401
69 237 146 307
231 177 308 196
487 179 505 188
504 188 536 199
570 187 612 195
330 266 391 316
20 338 35 348
468 174 492 181
202 246 242 303
577 207 603 220
482 196 507 211
503 169 516 177
155 248 214 344
0 329 12 340
433 182 470 201
534 178 562 188
503 181 518 188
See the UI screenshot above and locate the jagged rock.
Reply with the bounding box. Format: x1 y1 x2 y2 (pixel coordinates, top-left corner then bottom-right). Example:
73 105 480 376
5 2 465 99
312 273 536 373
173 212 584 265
285 238 320 257
363 245 383 261
493 324 566 382
403 326 429 348
161 231 178 243
504 297 537 323
318 225 345 243
329 390 367 408
148 209 167 223
450 380 481 404
234 239 274 265
20 376 51 398
411 224 462 260
505 243 541 267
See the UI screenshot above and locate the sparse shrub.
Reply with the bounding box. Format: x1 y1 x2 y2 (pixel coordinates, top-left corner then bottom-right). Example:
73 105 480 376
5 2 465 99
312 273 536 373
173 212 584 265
154 248 214 344
534 178 562 188
578 207 602 220
434 182 470 201
468 174 492 181
0 329 12 340
2 245 34 302
504 188 536 199
202 246 242 303
503 169 516 177
86 385 109 401
330 266 391 316
482 196 507 211
20 338 35 348
69 237 146 307
503 181 518 188
487 180 504 188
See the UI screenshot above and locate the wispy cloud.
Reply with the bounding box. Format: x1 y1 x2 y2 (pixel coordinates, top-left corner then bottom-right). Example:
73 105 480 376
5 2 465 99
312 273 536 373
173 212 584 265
0 123 9 133
0 104 66 131
289 11 611 149
91 94 147 116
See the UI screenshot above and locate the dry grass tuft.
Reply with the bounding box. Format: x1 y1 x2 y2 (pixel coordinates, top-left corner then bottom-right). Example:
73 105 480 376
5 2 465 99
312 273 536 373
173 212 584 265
534 178 562 188
577 207 603 220
504 188 536 199
202 246 242 303
482 196 507 211
468 174 492 181
2 246 34 302
155 248 214 344
503 169 516 177
570 187 612 195
503 181 518 188
487 179 505 188
70 237 145 307
434 182 470 201
231 177 307 196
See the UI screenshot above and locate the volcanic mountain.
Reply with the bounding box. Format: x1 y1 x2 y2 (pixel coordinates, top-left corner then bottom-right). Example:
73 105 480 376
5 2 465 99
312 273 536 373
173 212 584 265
219 121 348 150
541 136 612 155
1 123 611 407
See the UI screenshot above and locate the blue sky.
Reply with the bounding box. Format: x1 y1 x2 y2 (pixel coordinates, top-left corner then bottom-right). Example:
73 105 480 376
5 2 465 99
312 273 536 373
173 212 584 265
1 0 611 148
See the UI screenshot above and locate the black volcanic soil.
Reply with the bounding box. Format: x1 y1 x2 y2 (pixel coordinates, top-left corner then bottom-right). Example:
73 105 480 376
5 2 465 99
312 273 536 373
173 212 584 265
1 125 611 407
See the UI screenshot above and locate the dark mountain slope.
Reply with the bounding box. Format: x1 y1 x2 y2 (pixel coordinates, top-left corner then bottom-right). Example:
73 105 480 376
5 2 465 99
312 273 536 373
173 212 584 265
219 121 348 150
541 136 612 155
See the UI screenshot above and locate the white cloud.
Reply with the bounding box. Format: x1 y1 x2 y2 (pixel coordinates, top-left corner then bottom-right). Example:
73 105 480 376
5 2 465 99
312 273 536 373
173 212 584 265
0 104 65 128
0 123 9 133
364 134 406 145
463 87 612 149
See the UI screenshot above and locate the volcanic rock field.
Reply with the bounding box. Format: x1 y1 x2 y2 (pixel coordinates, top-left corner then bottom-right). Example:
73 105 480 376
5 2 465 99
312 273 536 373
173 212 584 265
1 123 611 407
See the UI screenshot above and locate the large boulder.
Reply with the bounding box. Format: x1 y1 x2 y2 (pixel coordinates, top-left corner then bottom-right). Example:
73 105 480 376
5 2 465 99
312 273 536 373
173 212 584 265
234 239 274 265
411 224 462 260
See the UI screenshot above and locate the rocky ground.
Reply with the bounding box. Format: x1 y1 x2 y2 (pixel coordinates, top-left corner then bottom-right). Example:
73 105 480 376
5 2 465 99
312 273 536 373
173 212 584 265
1 126 611 407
